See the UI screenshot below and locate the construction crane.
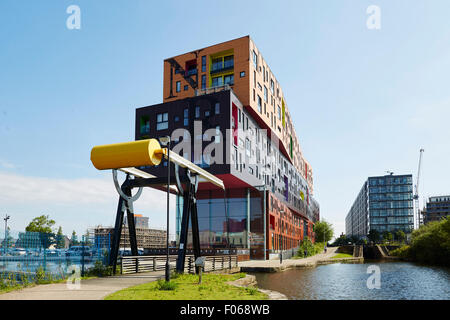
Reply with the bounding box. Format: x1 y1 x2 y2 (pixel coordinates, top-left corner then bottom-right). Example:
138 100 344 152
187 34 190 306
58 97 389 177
414 148 425 228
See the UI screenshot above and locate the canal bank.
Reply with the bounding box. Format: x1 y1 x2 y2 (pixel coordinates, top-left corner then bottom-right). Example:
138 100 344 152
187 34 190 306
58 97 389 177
239 247 364 273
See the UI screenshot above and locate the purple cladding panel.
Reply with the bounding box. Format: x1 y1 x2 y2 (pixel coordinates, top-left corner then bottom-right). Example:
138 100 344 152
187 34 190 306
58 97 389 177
284 176 288 201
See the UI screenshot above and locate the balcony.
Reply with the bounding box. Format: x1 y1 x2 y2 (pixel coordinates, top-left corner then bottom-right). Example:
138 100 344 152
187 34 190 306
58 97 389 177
186 68 198 77
195 84 232 96
210 64 234 75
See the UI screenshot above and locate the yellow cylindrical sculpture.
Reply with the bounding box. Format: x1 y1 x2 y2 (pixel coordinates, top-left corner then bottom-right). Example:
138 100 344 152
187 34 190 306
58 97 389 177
90 139 164 170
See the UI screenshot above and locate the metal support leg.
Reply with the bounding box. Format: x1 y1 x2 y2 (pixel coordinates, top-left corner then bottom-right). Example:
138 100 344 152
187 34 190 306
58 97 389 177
110 195 126 273
176 187 192 273
191 195 201 273
124 187 138 257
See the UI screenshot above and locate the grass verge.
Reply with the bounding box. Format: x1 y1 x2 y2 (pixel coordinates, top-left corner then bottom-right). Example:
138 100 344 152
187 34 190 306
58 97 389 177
331 253 353 259
105 272 268 300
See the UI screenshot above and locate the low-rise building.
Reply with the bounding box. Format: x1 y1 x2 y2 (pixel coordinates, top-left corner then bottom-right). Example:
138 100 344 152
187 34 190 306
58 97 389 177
93 226 166 250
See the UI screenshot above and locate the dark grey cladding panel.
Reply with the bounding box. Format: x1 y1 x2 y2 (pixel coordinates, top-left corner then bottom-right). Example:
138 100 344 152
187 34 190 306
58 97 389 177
135 90 232 178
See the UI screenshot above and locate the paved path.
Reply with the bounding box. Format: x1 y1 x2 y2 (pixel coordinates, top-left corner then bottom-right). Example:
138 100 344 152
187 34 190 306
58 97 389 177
239 247 359 272
0 271 165 300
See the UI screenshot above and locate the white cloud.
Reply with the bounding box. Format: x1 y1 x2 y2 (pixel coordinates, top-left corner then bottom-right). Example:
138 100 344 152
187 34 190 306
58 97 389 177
0 172 173 212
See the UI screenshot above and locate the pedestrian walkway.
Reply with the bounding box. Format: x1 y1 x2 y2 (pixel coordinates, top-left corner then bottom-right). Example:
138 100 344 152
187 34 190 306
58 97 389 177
239 247 362 272
0 271 165 300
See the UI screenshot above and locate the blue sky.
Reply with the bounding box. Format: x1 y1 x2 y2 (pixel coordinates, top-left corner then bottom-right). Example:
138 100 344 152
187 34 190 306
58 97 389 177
0 1 449 238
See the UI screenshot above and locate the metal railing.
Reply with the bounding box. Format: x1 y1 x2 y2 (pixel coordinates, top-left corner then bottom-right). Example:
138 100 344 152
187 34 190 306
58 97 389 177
120 254 239 275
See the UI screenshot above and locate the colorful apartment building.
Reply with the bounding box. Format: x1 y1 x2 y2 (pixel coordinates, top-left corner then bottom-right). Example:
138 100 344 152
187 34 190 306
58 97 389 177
136 36 319 260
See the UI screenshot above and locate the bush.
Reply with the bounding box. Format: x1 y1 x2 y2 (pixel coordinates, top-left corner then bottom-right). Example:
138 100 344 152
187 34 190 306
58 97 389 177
86 260 112 277
156 279 178 291
391 218 450 266
296 238 324 258
245 286 258 295
390 245 410 259
35 266 47 284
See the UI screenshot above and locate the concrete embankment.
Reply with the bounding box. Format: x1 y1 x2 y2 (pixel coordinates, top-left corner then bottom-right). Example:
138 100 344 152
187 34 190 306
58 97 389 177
227 275 288 300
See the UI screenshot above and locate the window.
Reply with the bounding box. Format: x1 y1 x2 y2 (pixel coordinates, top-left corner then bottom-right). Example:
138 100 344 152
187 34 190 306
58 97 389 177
212 76 223 87
183 108 189 126
258 95 262 113
205 110 210 117
201 74 206 90
252 50 258 69
240 71 245 78
184 85 188 91
195 106 200 118
156 112 168 130
263 66 265 81
176 81 181 92
277 106 281 120
140 116 150 135
253 71 256 88
224 74 234 85
215 126 221 144
201 55 206 72
215 102 220 114
174 116 179 122
212 57 222 72
245 138 251 157
264 86 268 102
224 55 234 68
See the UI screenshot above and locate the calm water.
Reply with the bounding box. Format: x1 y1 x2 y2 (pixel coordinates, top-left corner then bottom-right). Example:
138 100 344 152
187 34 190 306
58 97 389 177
252 261 450 300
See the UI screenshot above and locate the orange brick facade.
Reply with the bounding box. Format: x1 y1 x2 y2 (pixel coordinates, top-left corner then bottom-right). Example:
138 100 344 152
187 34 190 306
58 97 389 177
267 193 315 252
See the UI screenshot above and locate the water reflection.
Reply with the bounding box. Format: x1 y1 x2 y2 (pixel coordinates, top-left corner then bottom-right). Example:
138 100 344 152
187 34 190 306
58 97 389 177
252 262 450 300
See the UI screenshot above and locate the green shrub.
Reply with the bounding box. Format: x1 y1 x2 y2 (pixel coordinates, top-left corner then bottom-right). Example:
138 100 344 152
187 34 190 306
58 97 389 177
391 218 450 266
390 245 410 259
156 279 178 291
246 286 258 295
296 238 324 258
86 260 112 277
35 266 46 284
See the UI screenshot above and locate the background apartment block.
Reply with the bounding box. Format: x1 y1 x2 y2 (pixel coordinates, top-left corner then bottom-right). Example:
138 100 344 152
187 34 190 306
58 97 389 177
346 174 414 238
423 195 450 224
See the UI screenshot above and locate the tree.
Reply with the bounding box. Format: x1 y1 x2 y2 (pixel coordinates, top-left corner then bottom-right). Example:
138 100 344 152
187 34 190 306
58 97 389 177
395 230 406 243
56 226 65 249
71 230 79 245
331 234 352 246
314 220 334 243
367 229 381 243
350 235 359 244
24 215 56 249
383 231 393 243
25 215 56 234
1 227 13 250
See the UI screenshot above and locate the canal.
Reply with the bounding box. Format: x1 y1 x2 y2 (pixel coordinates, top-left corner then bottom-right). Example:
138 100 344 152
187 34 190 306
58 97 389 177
252 261 450 300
